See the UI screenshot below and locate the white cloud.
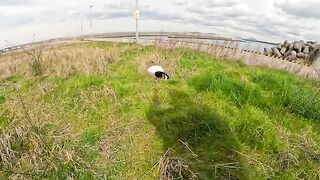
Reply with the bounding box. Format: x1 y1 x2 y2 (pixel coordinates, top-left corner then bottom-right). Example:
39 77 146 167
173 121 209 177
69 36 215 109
173 0 188 6
277 0 320 19
0 0 319 48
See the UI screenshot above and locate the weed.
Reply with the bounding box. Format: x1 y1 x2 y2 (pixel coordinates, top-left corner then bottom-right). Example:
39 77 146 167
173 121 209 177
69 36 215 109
27 49 44 77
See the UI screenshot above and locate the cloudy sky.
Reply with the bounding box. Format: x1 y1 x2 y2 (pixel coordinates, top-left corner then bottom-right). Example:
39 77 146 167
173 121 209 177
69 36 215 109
0 0 319 48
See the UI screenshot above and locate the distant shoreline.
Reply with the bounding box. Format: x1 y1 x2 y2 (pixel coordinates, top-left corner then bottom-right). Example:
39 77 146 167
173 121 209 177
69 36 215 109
1 32 278 52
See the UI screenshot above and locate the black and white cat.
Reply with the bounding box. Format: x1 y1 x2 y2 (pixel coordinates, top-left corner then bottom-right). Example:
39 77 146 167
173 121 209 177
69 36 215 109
147 65 170 80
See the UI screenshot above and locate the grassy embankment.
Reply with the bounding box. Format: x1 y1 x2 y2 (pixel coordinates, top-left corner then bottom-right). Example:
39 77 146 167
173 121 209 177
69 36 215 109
0 41 320 179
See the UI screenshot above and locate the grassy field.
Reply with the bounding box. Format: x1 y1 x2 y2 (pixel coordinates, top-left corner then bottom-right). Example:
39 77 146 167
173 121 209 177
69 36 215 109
0 41 320 179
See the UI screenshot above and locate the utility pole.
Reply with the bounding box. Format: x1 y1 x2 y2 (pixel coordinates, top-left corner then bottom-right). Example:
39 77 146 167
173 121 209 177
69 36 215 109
89 5 93 39
32 34 36 43
81 19 83 36
135 0 139 43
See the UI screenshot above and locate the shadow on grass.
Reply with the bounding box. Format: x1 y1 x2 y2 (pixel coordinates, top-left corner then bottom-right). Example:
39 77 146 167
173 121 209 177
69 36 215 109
146 89 246 179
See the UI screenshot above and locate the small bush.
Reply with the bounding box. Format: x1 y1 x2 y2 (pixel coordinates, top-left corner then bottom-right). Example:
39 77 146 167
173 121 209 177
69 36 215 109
27 50 44 77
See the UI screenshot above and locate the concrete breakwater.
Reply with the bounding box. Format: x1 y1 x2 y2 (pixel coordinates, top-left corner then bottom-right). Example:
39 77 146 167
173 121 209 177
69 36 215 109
264 40 320 66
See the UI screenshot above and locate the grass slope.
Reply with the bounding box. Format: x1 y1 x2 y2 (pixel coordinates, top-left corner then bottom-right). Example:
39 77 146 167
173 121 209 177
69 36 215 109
0 42 320 179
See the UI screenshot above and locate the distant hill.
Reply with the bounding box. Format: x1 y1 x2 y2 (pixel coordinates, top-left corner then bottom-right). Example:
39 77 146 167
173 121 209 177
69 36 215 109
243 37 258 41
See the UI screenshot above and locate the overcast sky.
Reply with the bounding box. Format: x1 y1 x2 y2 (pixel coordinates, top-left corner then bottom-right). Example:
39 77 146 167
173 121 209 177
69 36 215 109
0 0 319 48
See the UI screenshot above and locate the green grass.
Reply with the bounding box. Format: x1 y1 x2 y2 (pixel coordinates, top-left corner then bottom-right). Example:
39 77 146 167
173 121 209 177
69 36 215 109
0 42 320 179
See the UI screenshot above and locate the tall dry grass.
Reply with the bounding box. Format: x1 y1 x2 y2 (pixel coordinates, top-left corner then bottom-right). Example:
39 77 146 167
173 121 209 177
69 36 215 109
0 89 93 179
0 43 122 178
0 44 121 80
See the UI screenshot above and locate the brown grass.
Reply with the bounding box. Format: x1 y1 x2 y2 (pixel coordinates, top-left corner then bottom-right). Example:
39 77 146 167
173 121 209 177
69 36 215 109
135 52 176 77
135 38 188 80
158 149 197 180
274 125 320 176
0 87 98 179
0 44 121 80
